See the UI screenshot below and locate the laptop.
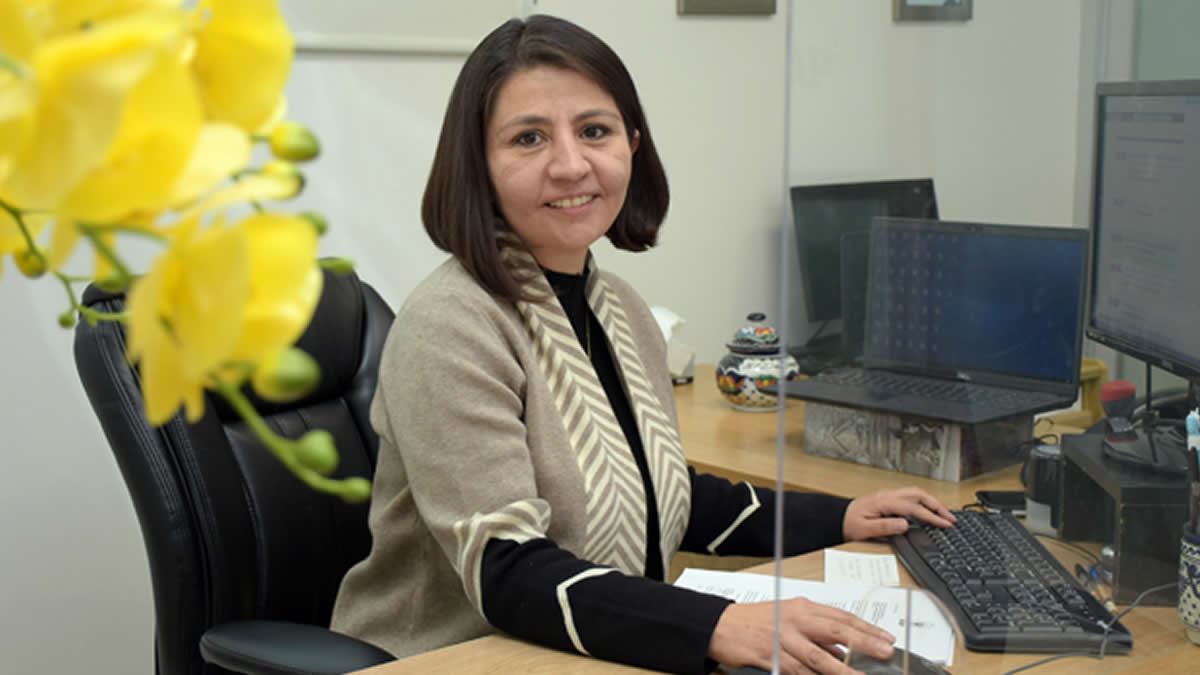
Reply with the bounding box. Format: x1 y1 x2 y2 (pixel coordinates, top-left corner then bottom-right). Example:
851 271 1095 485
773 218 1090 425
838 230 871 362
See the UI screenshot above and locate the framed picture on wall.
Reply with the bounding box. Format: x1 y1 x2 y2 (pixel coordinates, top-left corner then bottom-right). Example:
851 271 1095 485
893 0 972 22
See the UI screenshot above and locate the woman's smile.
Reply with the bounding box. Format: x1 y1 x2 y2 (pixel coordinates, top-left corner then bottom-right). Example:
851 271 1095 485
486 65 638 273
547 194 597 209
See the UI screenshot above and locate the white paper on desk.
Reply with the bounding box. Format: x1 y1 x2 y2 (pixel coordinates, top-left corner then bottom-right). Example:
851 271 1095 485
675 568 955 666
824 549 902 587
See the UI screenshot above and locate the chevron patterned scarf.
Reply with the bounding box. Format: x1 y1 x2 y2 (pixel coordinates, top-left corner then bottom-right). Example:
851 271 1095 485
508 247 691 576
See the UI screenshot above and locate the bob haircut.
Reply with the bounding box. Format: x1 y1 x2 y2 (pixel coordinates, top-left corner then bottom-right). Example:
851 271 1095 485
421 15 670 301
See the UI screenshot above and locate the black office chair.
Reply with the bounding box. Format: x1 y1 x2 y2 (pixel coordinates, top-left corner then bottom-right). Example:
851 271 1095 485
73 268 397 675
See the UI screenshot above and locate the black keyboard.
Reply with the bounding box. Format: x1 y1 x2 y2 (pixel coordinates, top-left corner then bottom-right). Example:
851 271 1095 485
891 510 1132 654
815 369 1057 406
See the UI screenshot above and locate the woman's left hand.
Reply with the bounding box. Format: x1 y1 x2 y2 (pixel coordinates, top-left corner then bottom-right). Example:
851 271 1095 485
842 487 957 541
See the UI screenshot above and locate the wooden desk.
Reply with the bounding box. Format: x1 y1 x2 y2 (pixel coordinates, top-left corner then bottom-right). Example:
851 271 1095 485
356 540 1192 674
677 364 1028 509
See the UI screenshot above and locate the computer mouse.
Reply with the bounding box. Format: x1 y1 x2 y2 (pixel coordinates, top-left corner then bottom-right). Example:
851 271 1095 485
845 646 950 675
720 646 949 675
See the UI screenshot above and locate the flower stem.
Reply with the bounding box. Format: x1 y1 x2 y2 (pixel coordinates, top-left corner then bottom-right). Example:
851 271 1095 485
77 223 133 285
1 200 50 270
81 222 167 243
212 376 364 501
0 51 30 79
54 272 127 323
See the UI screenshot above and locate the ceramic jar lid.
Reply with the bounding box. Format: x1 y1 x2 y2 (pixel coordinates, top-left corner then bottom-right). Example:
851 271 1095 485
726 312 783 355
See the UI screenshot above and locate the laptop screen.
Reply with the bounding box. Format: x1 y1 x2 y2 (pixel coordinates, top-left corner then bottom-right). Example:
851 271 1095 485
864 218 1088 388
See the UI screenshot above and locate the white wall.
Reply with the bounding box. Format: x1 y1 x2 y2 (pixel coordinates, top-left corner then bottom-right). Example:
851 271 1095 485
0 278 150 673
1135 0 1200 81
788 0 1083 223
785 0 1085 340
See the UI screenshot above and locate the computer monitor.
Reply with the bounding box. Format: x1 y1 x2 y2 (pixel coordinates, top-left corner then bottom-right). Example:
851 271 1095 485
788 179 938 365
1086 78 1200 474
790 179 939 324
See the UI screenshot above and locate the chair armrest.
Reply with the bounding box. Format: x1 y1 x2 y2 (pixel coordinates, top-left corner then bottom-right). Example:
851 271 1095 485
200 620 393 675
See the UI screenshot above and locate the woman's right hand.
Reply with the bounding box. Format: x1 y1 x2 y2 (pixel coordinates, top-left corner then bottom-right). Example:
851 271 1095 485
708 598 895 674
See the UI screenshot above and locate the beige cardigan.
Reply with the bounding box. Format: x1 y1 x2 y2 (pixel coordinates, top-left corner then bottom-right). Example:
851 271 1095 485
329 257 689 659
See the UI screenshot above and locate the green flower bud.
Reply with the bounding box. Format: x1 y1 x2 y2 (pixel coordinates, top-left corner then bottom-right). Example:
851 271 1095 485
339 477 373 503
14 246 47 278
58 310 76 328
296 429 339 476
269 121 321 162
261 159 305 197
95 275 130 294
319 257 355 276
300 210 328 236
251 346 320 403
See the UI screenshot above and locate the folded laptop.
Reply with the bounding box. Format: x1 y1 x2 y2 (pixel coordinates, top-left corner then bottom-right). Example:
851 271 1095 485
838 230 871 362
773 217 1089 425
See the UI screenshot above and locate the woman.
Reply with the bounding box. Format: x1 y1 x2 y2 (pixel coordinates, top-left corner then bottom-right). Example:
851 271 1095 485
330 15 956 675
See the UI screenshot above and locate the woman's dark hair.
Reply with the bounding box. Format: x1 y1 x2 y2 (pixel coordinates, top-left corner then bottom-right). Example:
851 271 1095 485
421 15 669 301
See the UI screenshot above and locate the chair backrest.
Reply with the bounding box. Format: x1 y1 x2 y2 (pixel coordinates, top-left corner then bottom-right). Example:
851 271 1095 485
74 269 394 675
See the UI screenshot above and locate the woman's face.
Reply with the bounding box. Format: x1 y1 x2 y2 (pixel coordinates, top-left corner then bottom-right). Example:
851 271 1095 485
486 65 639 274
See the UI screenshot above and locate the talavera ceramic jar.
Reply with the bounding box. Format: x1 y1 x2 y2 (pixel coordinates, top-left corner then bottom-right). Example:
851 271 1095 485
715 313 801 412
1179 526 1200 644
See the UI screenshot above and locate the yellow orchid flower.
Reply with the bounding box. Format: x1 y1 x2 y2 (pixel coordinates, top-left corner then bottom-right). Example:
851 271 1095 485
43 210 152 280
26 1 183 40
164 122 252 207
126 215 250 425
230 211 321 363
0 76 35 187
176 170 302 224
58 34 202 224
1 2 39 186
191 0 293 133
0 1 38 62
126 211 319 426
1 6 188 211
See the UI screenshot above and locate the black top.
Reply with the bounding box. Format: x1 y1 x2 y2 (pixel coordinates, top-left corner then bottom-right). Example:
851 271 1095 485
477 268 853 674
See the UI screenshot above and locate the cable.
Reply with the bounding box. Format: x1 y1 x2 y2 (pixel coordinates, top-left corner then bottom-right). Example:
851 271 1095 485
1034 534 1102 567
1012 433 1060 460
999 581 1175 675
1000 650 1101 675
1074 563 1116 613
1032 432 1060 446
1093 581 1175 657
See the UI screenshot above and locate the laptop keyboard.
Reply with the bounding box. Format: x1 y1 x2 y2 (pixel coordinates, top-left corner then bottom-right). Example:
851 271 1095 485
814 369 1059 406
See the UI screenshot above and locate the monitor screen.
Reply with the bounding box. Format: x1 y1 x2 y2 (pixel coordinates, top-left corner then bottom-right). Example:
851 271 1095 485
790 179 938 325
866 218 1087 388
1087 79 1200 380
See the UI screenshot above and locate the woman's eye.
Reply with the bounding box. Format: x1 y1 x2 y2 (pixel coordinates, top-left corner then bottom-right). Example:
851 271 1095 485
581 125 610 140
514 132 540 147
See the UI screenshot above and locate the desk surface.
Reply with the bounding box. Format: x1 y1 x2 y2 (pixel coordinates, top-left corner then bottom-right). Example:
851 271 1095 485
678 365 1031 509
358 541 1190 674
